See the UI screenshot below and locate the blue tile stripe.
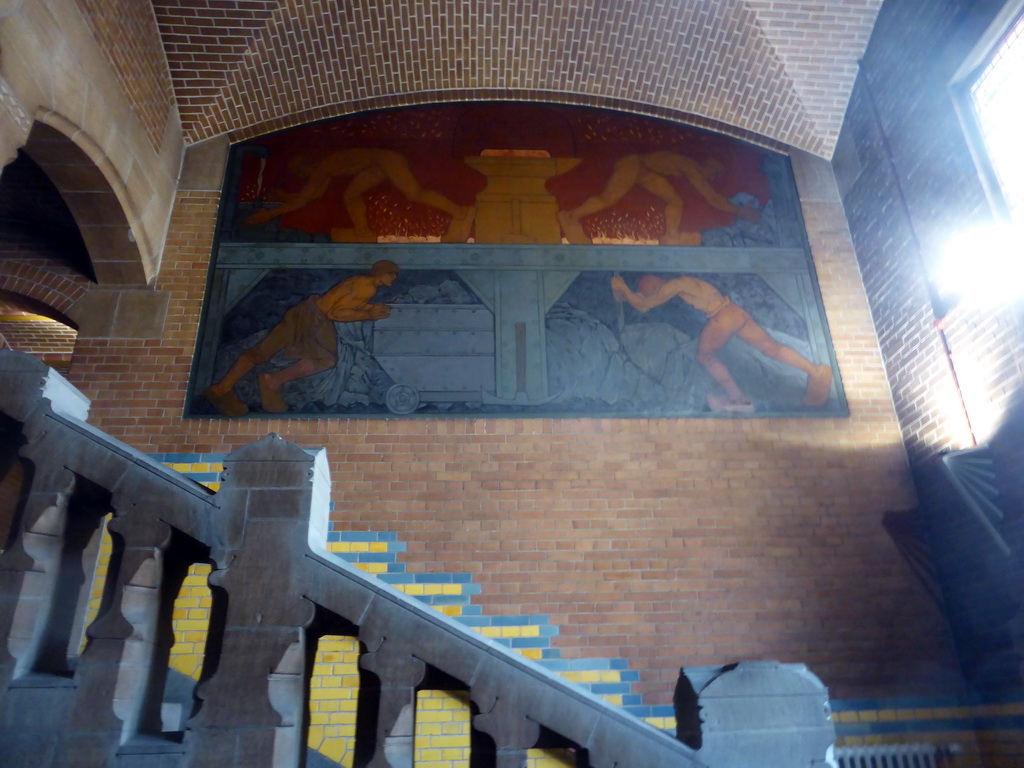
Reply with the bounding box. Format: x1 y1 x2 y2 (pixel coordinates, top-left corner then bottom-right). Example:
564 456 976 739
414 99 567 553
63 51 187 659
834 719 974 737
457 615 554 627
829 695 963 712
330 531 400 542
341 553 397 563
151 453 227 463
180 472 220 483
829 692 1024 740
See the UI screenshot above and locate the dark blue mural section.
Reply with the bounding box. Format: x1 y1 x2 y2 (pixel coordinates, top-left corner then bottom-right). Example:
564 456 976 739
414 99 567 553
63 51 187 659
189 244 844 418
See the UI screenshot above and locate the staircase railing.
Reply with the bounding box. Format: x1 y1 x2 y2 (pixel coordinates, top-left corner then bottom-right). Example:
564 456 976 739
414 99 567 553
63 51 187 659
0 350 704 768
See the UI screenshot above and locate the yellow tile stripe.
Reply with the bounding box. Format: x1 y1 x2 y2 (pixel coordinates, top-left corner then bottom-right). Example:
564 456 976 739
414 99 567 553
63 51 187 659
352 562 389 574
645 716 676 732
527 749 576 768
80 515 113 651
308 636 361 767
828 702 1024 724
836 730 978 748
478 625 540 639
162 461 224 491
559 670 623 684
168 563 213 680
394 584 464 597
327 542 390 553
416 690 471 767
166 462 222 476
832 706 989 732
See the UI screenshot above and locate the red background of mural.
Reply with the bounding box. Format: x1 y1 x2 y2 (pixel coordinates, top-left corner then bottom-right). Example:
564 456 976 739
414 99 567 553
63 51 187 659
237 103 774 242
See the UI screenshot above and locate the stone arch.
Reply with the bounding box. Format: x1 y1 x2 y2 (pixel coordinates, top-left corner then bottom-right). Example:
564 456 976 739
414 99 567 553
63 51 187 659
0 263 86 319
0 283 80 385
21 117 148 286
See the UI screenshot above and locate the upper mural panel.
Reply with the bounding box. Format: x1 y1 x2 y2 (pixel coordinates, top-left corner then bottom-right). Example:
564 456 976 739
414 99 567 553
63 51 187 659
190 103 846 419
223 103 796 248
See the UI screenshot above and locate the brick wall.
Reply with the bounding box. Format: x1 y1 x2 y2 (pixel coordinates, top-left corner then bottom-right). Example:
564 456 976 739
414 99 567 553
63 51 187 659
835 0 1024 738
152 0 887 158
75 0 177 152
58 134 960 708
836 0 1024 462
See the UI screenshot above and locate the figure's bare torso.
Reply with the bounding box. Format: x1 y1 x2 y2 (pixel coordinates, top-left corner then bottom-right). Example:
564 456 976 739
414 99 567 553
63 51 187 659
667 276 729 316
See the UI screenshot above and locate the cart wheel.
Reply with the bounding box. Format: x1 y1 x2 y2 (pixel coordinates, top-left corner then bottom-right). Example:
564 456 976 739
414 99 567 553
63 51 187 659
385 384 420 415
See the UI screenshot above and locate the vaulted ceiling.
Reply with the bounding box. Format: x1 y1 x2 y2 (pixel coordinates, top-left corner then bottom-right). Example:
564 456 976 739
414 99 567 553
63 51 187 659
98 0 885 156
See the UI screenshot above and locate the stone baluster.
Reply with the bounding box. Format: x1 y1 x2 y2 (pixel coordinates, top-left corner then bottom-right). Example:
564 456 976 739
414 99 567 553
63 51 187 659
64 512 175 756
0 463 76 686
358 634 427 768
0 353 93 690
109 527 173 740
472 691 542 768
268 639 309 766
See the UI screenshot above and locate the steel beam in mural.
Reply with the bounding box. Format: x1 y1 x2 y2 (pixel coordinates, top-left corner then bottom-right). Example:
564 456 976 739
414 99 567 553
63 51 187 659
188 103 846 418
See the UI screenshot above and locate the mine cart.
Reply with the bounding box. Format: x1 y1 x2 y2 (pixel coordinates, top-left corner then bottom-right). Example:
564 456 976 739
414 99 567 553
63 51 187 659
372 305 495 414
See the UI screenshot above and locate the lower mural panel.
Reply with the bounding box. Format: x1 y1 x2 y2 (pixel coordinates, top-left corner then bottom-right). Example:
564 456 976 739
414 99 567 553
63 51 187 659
188 244 846 419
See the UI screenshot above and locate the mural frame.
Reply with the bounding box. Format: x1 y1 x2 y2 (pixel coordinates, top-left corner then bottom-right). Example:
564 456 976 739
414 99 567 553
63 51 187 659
185 103 848 420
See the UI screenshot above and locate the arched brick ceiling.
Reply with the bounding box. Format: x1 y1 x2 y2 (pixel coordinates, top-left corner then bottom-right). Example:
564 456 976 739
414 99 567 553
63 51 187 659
150 0 881 156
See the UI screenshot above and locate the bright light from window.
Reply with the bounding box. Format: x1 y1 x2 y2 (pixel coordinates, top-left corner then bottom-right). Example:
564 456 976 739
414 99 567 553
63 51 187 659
937 222 1024 306
940 11 1024 310
970 12 1024 221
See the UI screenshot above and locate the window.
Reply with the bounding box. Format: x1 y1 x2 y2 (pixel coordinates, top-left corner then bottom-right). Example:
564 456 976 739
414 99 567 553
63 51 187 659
954 2 1024 222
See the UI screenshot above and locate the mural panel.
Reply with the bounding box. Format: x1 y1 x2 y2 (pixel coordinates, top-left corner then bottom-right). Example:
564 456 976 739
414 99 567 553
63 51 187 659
189 103 846 418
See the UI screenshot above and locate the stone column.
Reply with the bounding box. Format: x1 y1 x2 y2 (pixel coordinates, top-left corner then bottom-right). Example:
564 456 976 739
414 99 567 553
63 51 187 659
358 637 426 768
472 692 541 768
63 513 175 760
0 463 76 686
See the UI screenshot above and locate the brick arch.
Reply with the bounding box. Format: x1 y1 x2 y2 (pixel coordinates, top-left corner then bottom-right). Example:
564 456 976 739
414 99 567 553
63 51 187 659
0 263 87 323
228 90 792 154
22 117 149 286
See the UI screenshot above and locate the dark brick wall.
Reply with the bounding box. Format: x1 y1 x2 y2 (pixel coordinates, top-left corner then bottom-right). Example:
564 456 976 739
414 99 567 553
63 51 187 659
837 0 1024 698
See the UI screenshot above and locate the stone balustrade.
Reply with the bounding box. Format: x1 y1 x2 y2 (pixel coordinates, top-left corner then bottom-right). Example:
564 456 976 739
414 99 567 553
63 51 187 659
0 350 705 768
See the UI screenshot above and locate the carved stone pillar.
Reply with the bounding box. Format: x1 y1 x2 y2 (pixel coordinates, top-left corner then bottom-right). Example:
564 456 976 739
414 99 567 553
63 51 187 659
358 636 426 768
472 692 541 768
470 663 543 768
187 623 312 767
184 435 325 768
66 513 173 742
0 464 76 686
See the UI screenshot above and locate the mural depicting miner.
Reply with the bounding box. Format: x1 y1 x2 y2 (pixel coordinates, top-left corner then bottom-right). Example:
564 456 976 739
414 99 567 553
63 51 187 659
204 260 400 416
611 273 833 413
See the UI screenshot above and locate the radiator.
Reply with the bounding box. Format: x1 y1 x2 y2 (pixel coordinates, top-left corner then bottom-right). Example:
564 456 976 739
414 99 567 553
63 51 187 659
833 743 947 768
